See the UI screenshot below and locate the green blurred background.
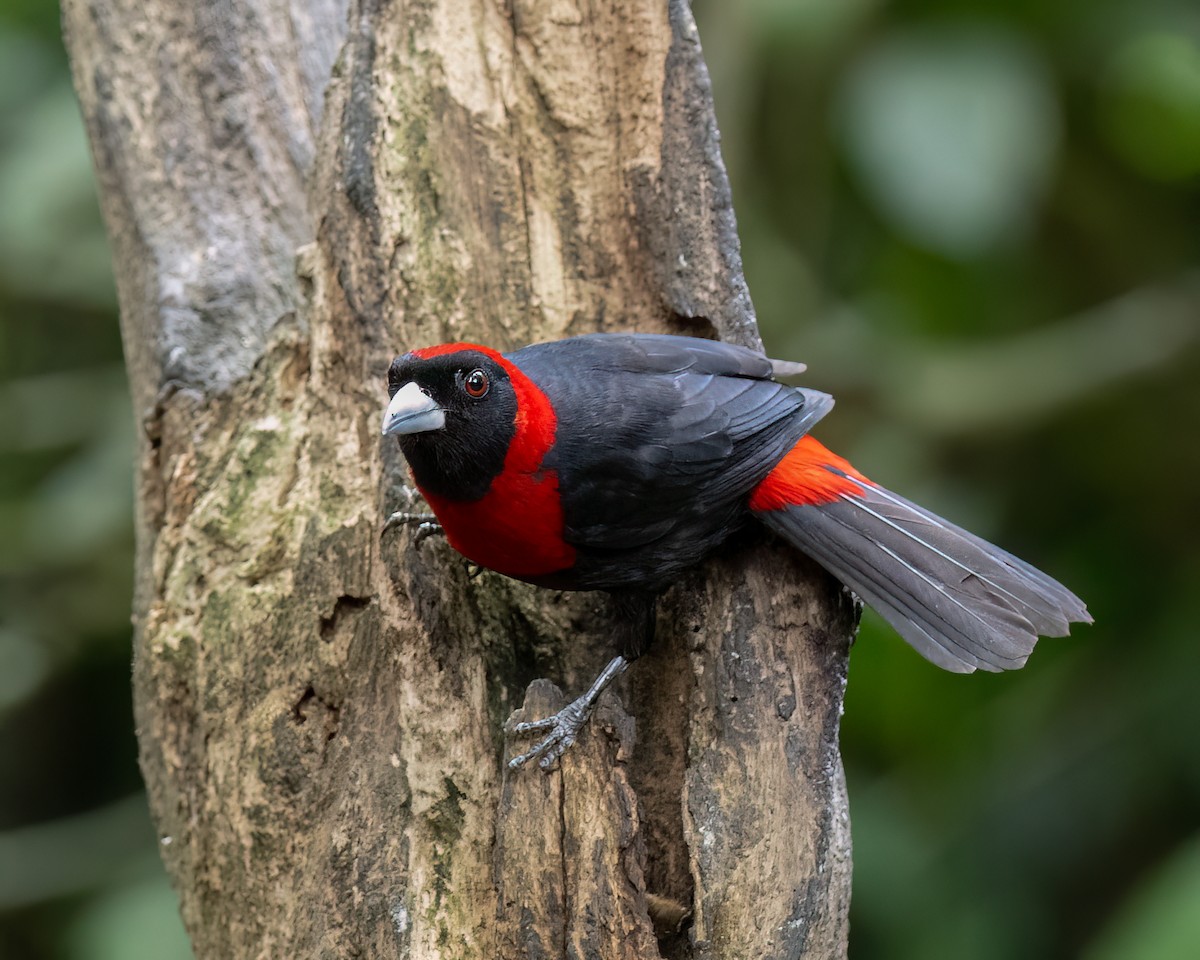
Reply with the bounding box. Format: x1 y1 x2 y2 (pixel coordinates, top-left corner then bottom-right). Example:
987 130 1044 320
1 0 1197 957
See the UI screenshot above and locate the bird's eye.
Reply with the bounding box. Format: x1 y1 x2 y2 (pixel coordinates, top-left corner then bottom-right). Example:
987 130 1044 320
463 368 490 399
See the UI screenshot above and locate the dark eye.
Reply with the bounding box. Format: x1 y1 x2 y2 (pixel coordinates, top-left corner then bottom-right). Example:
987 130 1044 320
462 368 489 399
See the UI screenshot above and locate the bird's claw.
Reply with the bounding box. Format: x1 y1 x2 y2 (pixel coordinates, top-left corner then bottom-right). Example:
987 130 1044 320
506 656 629 773
507 698 591 771
412 522 442 546
382 510 443 545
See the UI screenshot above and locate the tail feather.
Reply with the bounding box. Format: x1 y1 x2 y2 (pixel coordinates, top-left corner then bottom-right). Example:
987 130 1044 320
863 484 1090 635
751 440 1091 673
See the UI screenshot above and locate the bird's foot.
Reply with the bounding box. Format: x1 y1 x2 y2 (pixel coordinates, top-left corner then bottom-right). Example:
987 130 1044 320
507 696 594 771
382 510 443 545
506 655 630 772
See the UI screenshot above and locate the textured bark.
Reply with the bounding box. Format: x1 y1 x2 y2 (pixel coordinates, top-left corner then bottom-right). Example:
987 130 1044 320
64 0 854 957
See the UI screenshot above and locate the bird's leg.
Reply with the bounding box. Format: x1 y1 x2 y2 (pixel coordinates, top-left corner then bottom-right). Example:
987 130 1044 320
507 655 631 771
508 593 653 771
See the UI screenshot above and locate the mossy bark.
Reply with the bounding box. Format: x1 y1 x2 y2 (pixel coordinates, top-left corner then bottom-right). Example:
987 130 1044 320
63 0 854 956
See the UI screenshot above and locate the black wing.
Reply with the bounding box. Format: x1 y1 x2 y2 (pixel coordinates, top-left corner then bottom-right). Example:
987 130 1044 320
510 334 831 590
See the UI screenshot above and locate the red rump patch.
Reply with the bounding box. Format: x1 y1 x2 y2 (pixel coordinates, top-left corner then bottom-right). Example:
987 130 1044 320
413 347 577 580
748 435 874 512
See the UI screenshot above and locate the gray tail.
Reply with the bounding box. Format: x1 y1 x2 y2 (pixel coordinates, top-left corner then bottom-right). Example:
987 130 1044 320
754 481 1091 672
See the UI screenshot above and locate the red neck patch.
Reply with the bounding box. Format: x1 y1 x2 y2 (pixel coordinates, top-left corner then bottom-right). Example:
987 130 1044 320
410 347 576 581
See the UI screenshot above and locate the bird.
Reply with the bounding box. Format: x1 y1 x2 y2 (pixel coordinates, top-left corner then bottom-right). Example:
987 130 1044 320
381 333 1090 769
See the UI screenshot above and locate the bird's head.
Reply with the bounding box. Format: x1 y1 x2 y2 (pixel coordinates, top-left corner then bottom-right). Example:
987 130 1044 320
382 343 519 500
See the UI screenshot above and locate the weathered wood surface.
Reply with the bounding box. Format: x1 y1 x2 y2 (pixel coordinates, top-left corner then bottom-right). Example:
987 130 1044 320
63 0 854 955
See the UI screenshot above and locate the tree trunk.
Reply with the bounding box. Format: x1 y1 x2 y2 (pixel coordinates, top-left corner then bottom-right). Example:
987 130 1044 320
63 0 855 956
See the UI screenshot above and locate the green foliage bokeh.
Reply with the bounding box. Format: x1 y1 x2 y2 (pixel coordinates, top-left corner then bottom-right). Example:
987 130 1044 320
1 0 1197 957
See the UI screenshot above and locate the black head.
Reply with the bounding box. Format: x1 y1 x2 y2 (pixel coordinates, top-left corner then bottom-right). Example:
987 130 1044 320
382 346 518 502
